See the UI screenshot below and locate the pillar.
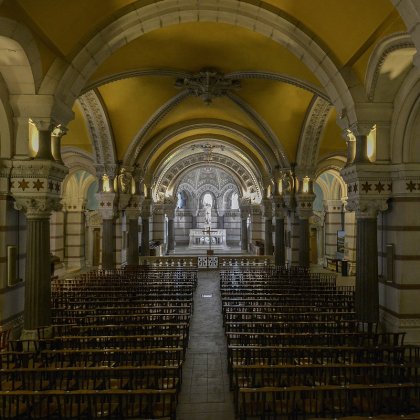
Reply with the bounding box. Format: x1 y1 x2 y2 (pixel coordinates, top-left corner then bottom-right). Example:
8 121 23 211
262 199 273 256
127 217 139 265
275 217 285 265
101 218 115 269
32 120 54 160
141 199 152 257
241 217 248 251
298 217 310 268
274 197 285 266
192 213 197 229
167 218 175 253
11 159 68 338
217 212 225 229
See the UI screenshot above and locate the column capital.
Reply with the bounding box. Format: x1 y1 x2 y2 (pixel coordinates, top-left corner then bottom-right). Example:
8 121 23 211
11 159 68 217
273 195 285 218
262 198 273 218
349 122 375 137
30 118 55 132
142 198 153 218
96 192 118 220
14 196 61 219
295 192 316 219
124 194 143 219
346 197 388 219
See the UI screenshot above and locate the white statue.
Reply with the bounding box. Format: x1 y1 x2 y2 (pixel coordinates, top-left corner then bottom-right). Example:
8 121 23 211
204 203 212 225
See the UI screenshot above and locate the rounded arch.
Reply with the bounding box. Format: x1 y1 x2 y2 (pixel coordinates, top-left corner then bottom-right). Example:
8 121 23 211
62 168 97 211
0 18 43 94
0 76 13 158
47 0 356 128
142 122 275 181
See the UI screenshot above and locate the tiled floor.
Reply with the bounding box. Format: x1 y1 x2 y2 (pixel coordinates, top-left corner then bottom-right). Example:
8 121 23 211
177 269 235 420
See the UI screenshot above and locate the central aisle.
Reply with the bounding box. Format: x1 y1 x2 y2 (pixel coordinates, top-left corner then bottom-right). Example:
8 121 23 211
177 269 235 420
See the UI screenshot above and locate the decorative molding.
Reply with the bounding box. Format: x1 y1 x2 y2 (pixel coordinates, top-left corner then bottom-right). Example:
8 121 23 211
296 96 332 170
365 33 415 101
78 90 116 166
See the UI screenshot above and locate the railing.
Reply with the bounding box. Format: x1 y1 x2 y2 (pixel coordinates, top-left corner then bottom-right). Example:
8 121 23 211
138 255 275 267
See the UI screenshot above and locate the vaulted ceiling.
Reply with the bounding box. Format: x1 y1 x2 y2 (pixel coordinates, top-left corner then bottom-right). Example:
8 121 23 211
0 0 412 190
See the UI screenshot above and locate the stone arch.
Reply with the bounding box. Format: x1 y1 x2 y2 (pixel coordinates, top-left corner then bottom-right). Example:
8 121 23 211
0 76 13 158
0 18 43 93
391 67 420 163
47 0 356 129
62 169 97 211
157 155 260 203
77 91 117 167
296 96 332 172
365 33 415 102
140 119 278 178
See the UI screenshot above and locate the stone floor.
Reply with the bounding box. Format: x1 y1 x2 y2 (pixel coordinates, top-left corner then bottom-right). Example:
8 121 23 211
176 269 236 420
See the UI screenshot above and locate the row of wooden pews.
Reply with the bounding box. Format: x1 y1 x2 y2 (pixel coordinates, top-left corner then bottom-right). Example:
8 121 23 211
220 266 420 419
0 266 197 419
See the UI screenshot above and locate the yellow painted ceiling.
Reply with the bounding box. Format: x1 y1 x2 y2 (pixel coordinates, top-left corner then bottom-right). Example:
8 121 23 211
89 22 320 88
145 95 267 149
63 101 93 154
236 80 313 162
264 0 403 67
98 77 179 160
318 108 345 161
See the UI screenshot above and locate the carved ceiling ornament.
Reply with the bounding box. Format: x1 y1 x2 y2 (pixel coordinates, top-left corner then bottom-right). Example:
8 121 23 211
175 69 241 105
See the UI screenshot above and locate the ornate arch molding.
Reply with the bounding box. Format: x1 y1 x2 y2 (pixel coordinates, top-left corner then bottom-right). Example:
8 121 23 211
365 33 415 101
83 69 328 101
62 146 96 175
391 67 420 163
0 17 42 93
135 119 280 173
145 133 272 177
155 154 261 203
49 0 355 126
77 90 117 167
296 96 332 172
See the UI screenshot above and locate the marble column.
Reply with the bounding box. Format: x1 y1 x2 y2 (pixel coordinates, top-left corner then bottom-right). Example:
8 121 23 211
32 120 54 160
24 214 52 330
217 213 225 229
167 218 175 253
298 217 310 268
101 218 115 269
241 217 248 251
127 217 140 265
275 217 285 266
141 199 152 257
263 199 273 256
191 213 197 229
11 159 68 338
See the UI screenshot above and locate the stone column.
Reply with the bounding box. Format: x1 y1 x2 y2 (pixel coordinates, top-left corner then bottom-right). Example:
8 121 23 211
96 190 118 270
296 191 315 269
11 159 68 337
217 211 225 229
141 199 152 257
274 197 285 266
166 207 175 253
347 200 387 323
240 204 249 251
191 213 198 229
125 196 142 266
262 199 273 256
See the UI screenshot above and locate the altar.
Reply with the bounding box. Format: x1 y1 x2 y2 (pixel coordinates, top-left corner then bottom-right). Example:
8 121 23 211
188 228 228 249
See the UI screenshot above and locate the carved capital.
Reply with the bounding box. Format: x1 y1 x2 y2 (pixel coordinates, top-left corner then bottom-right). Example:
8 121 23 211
346 197 388 219
30 118 55 132
273 196 285 218
296 192 316 219
349 122 375 137
14 196 61 219
262 199 273 218
96 192 118 220
142 199 153 219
